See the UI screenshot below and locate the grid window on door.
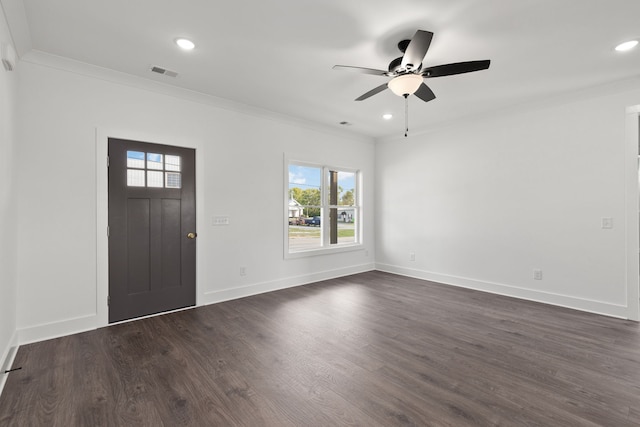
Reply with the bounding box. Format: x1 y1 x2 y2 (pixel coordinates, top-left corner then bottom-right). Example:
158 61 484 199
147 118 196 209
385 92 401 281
126 151 182 188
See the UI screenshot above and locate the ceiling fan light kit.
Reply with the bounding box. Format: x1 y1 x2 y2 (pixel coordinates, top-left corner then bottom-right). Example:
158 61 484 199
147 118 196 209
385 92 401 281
388 74 423 96
334 30 490 137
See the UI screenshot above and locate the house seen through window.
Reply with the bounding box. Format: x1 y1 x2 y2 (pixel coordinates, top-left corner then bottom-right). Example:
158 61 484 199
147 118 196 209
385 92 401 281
287 162 359 253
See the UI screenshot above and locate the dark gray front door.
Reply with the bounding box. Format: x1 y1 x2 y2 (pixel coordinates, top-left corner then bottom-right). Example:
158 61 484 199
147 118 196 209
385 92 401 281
108 138 196 323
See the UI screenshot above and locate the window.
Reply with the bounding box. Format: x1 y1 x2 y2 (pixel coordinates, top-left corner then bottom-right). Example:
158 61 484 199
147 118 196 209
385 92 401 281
126 151 182 188
286 161 360 255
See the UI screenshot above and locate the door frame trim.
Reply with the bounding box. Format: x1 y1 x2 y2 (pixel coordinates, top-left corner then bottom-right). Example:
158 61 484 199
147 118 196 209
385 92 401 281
95 128 205 327
625 106 640 321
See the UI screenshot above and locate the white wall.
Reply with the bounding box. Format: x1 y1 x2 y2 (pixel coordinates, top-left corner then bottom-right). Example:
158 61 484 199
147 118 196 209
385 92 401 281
9 41 640 350
15 53 375 342
376 80 640 319
0 4 18 385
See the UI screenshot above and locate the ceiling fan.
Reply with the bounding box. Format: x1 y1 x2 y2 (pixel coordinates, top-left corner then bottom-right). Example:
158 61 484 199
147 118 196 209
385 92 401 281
333 30 490 103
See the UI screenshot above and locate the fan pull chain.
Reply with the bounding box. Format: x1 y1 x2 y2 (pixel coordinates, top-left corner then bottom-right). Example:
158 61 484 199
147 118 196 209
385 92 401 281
404 94 409 137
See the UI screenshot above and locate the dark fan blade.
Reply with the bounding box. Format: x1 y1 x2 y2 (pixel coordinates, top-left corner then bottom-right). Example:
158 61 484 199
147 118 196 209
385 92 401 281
414 83 436 103
333 65 388 76
400 30 433 71
421 60 490 78
355 83 388 101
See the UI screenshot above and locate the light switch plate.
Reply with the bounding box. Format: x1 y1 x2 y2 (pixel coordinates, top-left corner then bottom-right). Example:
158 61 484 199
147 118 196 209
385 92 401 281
213 216 230 226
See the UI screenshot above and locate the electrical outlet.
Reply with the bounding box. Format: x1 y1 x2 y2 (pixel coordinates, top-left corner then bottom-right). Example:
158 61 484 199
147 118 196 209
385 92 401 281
409 252 416 261
364 250 369 257
239 266 246 276
601 217 613 229
533 269 543 280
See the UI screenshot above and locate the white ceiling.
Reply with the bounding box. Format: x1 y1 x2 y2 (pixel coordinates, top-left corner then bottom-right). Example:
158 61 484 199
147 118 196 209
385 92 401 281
3 0 640 139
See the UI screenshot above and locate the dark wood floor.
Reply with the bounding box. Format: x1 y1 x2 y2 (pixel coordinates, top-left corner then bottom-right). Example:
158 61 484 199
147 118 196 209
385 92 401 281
1 271 639 426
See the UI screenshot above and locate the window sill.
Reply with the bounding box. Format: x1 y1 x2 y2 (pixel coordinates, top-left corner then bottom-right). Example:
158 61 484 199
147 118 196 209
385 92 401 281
285 243 364 259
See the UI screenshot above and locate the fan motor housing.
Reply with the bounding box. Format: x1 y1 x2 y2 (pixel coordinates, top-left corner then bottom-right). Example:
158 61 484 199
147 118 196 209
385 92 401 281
398 39 411 53
389 39 419 74
388 57 403 73
388 56 421 75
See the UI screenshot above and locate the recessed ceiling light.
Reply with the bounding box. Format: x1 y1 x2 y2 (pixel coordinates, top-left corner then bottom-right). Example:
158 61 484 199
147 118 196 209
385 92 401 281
175 38 195 50
615 40 638 52
382 114 393 120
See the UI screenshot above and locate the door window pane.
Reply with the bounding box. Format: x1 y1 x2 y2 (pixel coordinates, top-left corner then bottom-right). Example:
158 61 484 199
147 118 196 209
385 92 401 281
165 172 181 188
147 153 163 170
147 171 164 187
127 151 145 169
127 169 145 186
165 155 181 171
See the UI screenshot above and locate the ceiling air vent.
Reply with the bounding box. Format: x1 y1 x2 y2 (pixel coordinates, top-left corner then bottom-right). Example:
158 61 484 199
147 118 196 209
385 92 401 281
150 66 178 78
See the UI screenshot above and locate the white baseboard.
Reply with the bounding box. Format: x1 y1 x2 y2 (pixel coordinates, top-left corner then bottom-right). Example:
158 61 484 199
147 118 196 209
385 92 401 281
202 263 376 305
375 263 630 319
0 330 19 398
17 314 98 346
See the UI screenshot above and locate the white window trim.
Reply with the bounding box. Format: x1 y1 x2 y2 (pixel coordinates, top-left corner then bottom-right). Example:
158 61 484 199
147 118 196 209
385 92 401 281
284 156 363 259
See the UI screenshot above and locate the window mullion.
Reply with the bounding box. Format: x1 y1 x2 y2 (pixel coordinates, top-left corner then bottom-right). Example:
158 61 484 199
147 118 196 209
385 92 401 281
320 167 327 247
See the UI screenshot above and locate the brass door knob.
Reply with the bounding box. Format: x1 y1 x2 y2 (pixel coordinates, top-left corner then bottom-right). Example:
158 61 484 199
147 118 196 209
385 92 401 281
187 232 197 239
